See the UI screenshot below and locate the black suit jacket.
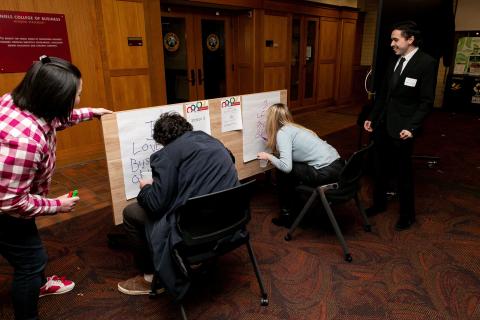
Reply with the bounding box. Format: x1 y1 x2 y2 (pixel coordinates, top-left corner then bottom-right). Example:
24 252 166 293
369 49 437 138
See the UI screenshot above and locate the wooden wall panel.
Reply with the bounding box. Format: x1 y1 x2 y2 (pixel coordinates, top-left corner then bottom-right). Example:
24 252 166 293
0 0 108 167
145 0 167 106
238 67 255 94
110 75 152 111
318 19 339 61
263 66 287 91
0 74 23 93
317 63 336 102
263 14 288 64
100 0 148 70
237 14 253 65
335 20 356 105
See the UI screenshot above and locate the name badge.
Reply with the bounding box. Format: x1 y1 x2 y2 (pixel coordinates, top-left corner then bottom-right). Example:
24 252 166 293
404 77 417 87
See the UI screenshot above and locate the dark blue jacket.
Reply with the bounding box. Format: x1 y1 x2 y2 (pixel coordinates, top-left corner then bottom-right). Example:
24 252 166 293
137 131 238 299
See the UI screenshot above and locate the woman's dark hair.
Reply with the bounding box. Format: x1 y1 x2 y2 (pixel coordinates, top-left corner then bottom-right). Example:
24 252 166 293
153 112 193 145
392 20 423 47
11 56 81 123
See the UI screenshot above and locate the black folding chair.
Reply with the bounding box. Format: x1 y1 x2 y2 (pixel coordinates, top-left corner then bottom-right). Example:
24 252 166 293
151 180 268 320
284 143 374 262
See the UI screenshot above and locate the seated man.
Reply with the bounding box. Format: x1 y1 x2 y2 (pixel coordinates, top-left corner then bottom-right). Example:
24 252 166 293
117 112 239 298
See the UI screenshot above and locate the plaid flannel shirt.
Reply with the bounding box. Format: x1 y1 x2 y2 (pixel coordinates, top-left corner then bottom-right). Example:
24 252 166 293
0 94 94 218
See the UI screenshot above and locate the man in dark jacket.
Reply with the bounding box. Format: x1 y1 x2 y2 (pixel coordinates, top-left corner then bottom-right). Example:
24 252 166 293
117 112 239 298
364 21 437 231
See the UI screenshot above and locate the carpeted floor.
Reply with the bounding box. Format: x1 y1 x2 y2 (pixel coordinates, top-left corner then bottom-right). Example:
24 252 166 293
1 110 479 319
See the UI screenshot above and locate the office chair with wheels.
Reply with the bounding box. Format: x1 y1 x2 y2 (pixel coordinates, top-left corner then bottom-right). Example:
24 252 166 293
284 143 374 262
150 180 268 320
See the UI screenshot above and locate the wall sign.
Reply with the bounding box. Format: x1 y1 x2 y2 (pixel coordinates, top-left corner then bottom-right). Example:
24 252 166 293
0 10 71 73
128 37 143 46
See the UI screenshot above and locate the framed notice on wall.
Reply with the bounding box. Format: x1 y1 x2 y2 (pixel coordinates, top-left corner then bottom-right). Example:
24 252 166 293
0 10 71 73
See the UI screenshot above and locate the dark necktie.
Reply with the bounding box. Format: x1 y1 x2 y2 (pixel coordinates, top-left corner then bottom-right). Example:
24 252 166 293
391 57 406 88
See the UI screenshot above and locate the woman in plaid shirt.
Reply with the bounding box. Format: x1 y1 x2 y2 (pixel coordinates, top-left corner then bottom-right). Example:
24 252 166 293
0 56 112 320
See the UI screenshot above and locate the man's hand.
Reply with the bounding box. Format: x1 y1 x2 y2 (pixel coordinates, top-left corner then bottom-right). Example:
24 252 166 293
399 129 413 140
364 120 373 132
139 178 153 189
57 193 80 213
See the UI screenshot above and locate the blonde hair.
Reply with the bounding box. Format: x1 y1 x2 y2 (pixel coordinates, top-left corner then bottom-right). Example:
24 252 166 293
265 103 315 153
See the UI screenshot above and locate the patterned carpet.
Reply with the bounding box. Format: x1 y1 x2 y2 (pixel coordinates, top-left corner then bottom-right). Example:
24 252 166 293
1 111 479 319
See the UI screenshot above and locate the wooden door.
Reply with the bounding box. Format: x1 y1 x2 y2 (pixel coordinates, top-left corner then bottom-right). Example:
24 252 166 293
161 11 232 103
317 18 340 105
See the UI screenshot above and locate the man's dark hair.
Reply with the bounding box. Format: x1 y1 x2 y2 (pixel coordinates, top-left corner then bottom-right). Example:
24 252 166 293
392 20 423 47
12 56 81 123
153 112 193 145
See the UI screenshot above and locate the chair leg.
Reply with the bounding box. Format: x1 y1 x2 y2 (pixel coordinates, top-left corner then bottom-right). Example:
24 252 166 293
354 192 372 232
318 191 352 262
180 304 188 320
245 239 269 306
285 191 318 241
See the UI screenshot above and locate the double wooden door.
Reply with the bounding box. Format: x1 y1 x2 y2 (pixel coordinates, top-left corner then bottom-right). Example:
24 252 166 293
161 11 233 104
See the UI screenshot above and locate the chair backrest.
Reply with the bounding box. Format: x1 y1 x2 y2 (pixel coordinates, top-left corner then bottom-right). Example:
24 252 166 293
338 142 373 186
326 142 373 201
176 180 256 247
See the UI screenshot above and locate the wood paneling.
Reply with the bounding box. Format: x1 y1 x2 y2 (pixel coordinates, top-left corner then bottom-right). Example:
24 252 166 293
264 66 287 91
110 75 152 111
100 0 148 70
189 0 262 8
0 0 361 167
335 19 356 105
263 14 288 64
318 19 339 61
264 0 340 18
145 0 167 106
238 67 255 94
254 8 265 92
262 13 289 93
317 18 339 104
317 63 336 102
236 14 253 65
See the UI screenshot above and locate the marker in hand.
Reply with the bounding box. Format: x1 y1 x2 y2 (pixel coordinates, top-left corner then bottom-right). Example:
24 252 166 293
68 189 79 197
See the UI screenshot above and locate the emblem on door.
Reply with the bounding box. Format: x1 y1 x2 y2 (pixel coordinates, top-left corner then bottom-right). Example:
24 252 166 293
163 32 180 52
206 33 220 52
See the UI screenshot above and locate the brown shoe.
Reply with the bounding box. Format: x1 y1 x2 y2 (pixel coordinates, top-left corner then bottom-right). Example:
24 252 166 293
117 275 164 295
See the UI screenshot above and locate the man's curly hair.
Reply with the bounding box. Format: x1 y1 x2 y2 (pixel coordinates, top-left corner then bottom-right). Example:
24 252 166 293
153 112 193 145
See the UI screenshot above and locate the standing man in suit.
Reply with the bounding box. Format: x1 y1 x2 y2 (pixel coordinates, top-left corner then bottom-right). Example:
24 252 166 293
364 21 437 230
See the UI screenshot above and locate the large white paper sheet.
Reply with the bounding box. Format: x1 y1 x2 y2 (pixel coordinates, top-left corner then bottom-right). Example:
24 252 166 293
221 96 243 132
184 100 211 134
241 91 281 162
116 104 184 200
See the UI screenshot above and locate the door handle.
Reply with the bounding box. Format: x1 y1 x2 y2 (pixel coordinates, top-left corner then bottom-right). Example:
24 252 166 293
189 69 196 86
198 69 204 85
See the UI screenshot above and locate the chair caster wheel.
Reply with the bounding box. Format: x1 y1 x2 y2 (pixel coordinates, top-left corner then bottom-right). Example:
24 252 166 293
284 234 292 241
260 297 269 306
345 254 352 262
364 225 372 232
